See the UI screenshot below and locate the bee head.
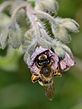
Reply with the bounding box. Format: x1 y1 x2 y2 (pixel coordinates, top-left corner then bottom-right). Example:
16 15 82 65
36 54 50 67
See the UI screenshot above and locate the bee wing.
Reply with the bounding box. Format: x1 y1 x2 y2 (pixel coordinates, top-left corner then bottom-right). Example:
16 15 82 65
44 80 54 100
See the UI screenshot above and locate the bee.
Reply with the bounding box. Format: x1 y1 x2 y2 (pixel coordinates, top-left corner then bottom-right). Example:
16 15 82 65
36 53 51 75
31 52 62 100
32 53 54 100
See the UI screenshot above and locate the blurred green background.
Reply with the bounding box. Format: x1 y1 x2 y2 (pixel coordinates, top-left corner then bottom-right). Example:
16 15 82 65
0 0 82 109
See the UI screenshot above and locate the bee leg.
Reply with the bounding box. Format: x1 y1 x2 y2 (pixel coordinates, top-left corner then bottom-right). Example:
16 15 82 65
53 68 62 77
31 74 40 83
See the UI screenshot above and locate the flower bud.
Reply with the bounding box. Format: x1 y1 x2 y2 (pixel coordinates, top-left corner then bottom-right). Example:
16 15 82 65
35 0 59 14
8 22 22 48
51 17 79 43
55 47 65 59
0 13 10 49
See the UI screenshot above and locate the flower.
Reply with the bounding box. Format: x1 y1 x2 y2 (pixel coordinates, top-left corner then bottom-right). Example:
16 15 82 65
29 46 59 72
54 45 75 71
27 46 59 84
0 0 79 100
26 45 75 85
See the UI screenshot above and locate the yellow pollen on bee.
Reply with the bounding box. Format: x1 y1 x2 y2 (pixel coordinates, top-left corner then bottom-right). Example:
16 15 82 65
31 74 40 83
38 54 47 60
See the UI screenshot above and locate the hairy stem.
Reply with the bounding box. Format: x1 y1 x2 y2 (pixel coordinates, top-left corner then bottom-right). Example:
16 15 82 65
34 10 57 27
26 5 41 37
11 3 28 22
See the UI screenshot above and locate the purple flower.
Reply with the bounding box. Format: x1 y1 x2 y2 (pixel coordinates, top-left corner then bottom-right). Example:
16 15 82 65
59 52 75 71
28 46 75 74
29 46 59 74
27 46 75 84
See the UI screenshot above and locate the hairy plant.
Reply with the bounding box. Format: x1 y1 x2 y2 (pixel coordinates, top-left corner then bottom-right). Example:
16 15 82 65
0 0 79 100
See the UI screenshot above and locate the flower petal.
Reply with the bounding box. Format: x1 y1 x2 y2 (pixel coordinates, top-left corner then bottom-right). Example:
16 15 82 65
60 52 75 70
